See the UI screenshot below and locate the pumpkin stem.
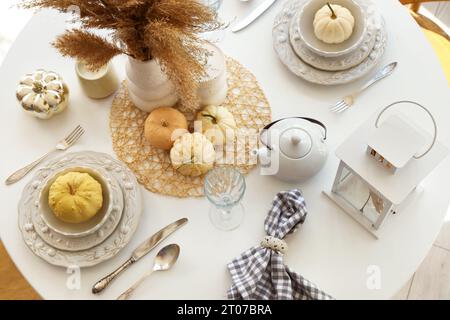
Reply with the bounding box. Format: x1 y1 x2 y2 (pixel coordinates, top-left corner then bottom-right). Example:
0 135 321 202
32 81 44 93
67 183 76 195
326 2 337 19
203 114 217 124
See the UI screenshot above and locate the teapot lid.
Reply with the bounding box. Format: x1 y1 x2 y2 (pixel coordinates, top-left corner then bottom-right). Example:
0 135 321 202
279 128 312 159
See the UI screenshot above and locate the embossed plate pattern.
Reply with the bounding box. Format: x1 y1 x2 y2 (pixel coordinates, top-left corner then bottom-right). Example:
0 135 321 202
18 151 142 268
31 167 124 252
273 0 387 85
289 7 377 71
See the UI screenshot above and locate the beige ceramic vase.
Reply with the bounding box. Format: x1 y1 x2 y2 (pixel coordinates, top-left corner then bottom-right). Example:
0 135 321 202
125 58 179 112
125 43 228 113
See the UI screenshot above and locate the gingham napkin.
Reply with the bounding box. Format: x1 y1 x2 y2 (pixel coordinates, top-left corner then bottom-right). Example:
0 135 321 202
227 189 333 300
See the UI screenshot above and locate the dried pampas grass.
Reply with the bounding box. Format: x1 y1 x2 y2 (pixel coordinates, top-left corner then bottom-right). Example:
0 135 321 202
53 30 122 70
20 0 222 110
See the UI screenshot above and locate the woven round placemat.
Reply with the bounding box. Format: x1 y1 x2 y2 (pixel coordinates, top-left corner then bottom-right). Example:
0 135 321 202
110 57 272 197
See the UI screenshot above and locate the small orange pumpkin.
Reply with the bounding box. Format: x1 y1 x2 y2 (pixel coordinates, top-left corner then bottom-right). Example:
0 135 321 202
144 107 188 150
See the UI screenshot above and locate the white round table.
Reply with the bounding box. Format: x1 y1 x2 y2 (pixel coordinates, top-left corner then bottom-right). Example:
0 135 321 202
1 0 449 300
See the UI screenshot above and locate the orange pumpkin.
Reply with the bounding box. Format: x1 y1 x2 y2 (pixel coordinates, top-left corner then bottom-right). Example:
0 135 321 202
144 107 188 150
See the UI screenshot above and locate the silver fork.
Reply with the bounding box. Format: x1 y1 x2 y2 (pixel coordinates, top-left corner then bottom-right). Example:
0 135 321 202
5 125 85 185
330 62 398 113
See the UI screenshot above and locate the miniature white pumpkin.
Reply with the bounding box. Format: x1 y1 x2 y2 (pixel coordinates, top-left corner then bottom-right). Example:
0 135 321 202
196 105 236 145
170 132 216 177
313 4 355 44
16 69 69 119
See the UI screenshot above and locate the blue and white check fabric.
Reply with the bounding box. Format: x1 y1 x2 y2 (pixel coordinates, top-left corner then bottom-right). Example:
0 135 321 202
227 189 333 300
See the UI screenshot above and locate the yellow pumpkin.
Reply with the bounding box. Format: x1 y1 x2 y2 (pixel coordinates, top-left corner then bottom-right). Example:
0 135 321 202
170 132 216 177
196 105 236 145
313 4 355 44
48 172 103 224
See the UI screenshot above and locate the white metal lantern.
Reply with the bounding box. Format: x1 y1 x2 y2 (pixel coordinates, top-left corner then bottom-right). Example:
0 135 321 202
324 101 449 238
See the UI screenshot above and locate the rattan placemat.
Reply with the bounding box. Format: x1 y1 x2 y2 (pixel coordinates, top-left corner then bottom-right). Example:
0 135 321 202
110 57 271 197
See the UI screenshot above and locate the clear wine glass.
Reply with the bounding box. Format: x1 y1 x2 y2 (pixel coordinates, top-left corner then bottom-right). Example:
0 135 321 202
204 167 246 231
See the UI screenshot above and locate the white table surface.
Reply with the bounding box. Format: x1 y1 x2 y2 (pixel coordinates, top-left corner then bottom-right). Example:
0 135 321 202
1 0 449 300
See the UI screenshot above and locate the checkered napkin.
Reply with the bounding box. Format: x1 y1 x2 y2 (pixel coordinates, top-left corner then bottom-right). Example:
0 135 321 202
227 189 333 300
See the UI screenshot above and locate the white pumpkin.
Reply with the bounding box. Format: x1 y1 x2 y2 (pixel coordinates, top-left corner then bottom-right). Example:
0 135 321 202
170 132 216 177
196 105 236 145
16 69 69 119
313 4 355 44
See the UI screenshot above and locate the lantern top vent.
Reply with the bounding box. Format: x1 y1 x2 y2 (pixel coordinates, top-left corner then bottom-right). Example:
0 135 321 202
335 101 448 205
367 115 426 170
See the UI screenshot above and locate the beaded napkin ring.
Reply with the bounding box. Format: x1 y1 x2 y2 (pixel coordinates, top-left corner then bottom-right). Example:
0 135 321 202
260 236 288 254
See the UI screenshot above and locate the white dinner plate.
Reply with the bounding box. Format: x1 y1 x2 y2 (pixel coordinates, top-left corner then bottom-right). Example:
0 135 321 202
289 6 377 71
18 151 142 268
31 166 124 252
273 0 387 85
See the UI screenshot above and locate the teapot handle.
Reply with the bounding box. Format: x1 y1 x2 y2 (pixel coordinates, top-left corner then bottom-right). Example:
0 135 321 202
260 117 327 150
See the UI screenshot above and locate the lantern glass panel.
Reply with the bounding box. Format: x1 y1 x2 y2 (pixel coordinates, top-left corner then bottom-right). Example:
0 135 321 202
334 166 386 224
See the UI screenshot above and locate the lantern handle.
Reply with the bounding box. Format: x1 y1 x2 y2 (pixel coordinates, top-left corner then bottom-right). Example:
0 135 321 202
375 100 437 159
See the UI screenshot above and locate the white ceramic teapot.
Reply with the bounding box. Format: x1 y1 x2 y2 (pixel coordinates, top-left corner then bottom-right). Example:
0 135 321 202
254 117 328 182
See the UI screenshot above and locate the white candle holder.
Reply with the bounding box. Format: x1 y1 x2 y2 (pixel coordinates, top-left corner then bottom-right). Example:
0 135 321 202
76 61 119 99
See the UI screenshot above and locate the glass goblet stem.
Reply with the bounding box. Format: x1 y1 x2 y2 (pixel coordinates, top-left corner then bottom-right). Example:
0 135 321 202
219 206 234 220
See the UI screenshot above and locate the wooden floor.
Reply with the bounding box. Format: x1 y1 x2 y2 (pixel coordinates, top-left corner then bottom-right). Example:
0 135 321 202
393 218 450 300
0 242 40 300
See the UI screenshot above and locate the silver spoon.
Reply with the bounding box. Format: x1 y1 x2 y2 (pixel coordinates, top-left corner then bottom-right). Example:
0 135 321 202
117 244 180 300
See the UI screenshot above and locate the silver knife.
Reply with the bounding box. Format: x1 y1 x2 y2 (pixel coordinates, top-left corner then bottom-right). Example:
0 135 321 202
232 0 276 33
92 217 188 294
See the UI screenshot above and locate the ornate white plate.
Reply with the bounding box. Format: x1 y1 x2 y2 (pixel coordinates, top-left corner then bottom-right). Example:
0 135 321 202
273 0 387 85
31 167 124 252
289 7 377 71
18 151 142 268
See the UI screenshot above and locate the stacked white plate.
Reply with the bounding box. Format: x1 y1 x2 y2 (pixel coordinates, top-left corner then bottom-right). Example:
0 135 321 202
273 0 387 85
18 151 142 268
